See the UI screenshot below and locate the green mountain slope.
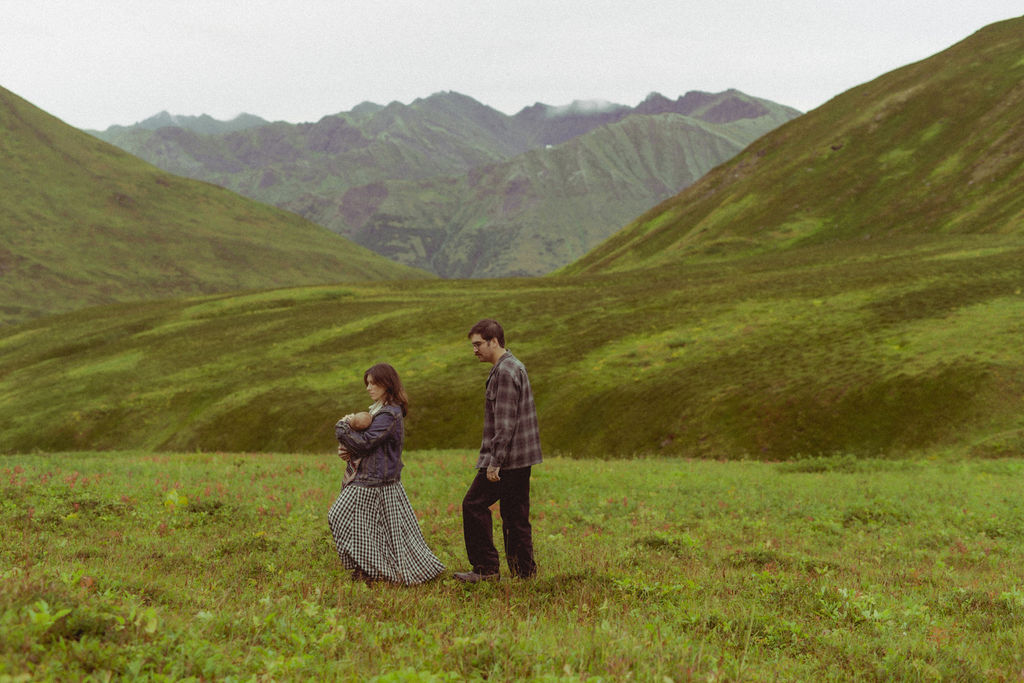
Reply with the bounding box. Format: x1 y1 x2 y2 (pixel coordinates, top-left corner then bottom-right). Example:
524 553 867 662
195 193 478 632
0 86 430 324
564 16 1024 274
342 110 793 277
90 91 800 277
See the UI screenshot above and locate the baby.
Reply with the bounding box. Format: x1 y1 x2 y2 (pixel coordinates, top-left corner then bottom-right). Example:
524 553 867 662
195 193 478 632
339 411 373 487
347 411 373 431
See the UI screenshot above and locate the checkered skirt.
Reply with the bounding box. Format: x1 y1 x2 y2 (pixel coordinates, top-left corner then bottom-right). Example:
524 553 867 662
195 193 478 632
327 481 444 585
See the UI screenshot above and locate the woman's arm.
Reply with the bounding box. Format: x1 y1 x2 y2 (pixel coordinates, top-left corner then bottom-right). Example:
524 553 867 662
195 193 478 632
336 409 399 456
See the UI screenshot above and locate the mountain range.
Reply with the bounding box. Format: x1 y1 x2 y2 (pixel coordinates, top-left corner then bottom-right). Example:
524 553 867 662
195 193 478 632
88 90 801 277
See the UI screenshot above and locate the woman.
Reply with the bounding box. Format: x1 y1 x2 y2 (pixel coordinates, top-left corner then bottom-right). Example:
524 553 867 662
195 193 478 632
327 363 444 585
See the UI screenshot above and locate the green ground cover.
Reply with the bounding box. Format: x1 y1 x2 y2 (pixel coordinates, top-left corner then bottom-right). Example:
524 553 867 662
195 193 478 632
3 451 1023 680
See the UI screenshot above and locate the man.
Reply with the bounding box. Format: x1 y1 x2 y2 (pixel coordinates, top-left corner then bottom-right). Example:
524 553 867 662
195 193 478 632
454 319 542 583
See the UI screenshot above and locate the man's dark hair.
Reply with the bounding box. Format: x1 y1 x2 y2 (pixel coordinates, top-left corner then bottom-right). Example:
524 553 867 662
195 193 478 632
468 319 505 347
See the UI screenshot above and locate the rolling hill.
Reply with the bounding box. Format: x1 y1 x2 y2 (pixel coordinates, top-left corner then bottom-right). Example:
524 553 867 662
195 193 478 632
0 86 430 324
0 242 1020 458
89 91 801 277
563 16 1024 274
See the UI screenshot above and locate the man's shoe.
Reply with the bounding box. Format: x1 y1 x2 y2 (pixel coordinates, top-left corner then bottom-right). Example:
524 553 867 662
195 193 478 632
453 571 499 583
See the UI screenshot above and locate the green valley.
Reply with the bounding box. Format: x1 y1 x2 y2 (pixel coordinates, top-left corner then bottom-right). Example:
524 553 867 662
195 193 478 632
5 10 1024 683
1 238 1021 458
1 17 1023 460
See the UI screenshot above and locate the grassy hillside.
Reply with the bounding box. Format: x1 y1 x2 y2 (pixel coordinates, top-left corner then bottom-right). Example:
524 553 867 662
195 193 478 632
563 16 1024 274
1 237 1021 458
0 86 429 325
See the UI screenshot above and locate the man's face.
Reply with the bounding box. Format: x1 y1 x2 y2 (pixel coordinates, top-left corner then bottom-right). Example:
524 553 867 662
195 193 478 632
470 333 500 364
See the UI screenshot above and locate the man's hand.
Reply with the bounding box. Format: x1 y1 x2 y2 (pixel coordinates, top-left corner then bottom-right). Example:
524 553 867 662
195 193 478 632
338 445 352 461
486 465 501 482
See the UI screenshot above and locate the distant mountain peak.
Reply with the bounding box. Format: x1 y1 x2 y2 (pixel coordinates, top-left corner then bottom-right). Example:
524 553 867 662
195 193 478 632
641 91 673 105
632 90 784 122
103 111 269 135
140 110 176 128
422 90 476 102
349 101 384 116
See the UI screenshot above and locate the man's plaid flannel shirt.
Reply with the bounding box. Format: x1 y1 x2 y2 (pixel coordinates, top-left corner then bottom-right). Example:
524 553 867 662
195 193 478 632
475 351 543 470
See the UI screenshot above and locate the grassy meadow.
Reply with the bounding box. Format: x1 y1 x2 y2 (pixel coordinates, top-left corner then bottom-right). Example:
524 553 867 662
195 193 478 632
3 450 1024 681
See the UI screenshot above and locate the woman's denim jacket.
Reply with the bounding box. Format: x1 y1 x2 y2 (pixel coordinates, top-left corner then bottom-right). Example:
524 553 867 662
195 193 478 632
335 404 404 486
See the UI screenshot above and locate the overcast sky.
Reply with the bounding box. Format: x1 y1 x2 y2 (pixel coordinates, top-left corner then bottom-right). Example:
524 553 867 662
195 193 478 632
4 1 1022 130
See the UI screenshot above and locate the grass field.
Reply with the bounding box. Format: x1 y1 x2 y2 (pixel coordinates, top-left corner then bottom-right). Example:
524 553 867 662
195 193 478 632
3 450 1024 681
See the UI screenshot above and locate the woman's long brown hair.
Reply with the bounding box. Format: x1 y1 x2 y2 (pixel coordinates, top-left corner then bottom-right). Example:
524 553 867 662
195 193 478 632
363 363 409 416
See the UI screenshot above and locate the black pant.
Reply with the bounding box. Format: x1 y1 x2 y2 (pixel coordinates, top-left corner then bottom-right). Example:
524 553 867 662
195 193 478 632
462 466 536 578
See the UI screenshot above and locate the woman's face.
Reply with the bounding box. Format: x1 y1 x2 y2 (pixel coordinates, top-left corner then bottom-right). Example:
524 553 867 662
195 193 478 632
365 375 387 403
